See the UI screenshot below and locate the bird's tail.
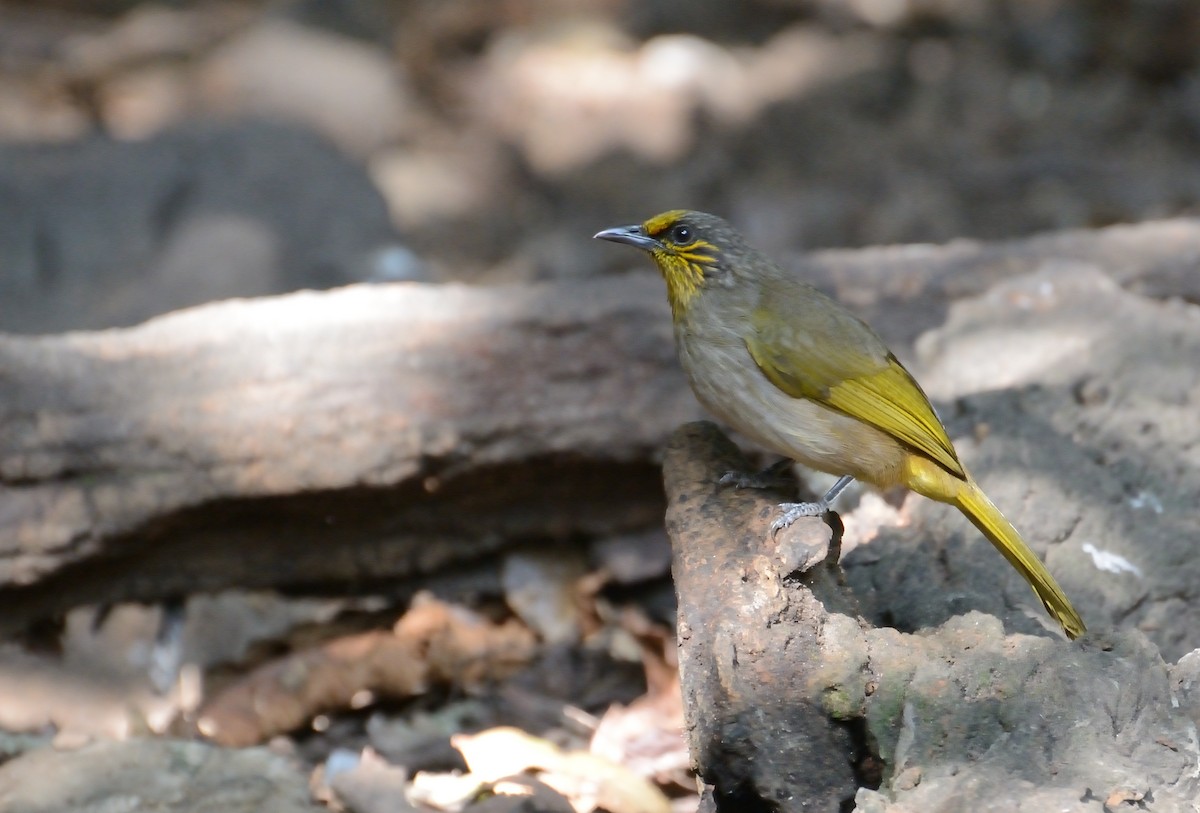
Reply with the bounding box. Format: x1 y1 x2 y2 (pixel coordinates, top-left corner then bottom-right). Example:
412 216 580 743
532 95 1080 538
954 479 1086 640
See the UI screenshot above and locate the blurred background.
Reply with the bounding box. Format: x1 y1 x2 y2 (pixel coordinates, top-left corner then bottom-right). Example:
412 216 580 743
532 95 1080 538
3 0 1200 333
2 1 1200 810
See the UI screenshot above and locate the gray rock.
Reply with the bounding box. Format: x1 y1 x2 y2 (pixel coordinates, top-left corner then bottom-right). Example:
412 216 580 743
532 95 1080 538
0 738 322 812
845 266 1200 660
665 422 1200 811
858 617 1200 812
0 120 415 334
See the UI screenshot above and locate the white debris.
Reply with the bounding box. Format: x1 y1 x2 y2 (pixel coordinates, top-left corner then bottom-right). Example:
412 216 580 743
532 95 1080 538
1127 490 1164 514
1082 543 1143 577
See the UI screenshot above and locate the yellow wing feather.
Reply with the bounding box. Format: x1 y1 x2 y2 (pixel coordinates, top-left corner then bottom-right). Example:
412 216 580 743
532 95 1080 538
823 358 964 477
745 298 964 478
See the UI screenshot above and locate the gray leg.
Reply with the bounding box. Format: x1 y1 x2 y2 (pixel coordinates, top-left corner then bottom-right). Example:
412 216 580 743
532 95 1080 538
770 475 855 534
822 474 854 505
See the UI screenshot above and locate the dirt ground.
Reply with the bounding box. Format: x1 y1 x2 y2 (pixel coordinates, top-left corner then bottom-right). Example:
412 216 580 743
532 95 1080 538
1 1 1199 812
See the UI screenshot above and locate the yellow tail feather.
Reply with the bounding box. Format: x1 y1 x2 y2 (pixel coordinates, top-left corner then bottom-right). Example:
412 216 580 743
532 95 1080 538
903 454 1085 639
954 480 1086 640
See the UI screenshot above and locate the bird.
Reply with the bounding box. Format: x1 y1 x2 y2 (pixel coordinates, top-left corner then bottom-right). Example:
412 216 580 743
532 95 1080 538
594 209 1085 640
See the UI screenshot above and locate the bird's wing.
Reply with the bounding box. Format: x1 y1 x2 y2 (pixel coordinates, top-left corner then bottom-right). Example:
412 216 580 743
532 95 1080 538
744 289 964 478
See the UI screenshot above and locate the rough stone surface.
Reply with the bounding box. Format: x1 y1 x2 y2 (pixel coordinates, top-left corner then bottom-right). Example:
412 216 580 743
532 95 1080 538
844 266 1200 660
0 738 322 813
667 422 860 812
853 619 1200 813
664 423 1200 812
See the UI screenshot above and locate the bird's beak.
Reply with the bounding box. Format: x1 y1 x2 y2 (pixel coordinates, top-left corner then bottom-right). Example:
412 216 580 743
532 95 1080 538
593 224 660 251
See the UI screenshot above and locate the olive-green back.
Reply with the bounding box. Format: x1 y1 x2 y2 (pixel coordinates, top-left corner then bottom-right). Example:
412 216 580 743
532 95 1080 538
744 277 965 478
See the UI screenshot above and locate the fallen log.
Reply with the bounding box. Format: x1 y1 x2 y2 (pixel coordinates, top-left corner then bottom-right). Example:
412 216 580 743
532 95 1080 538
0 277 696 632
2 217 1199 635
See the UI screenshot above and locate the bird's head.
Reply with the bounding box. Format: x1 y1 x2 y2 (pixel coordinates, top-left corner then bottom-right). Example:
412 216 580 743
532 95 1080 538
594 210 750 320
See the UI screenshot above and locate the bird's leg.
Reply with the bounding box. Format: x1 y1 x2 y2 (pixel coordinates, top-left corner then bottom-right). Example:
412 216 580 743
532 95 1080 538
770 474 854 533
718 458 795 490
823 474 854 504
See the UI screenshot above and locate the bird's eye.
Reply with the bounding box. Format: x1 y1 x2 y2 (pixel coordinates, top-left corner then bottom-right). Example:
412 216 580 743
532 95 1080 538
670 224 693 244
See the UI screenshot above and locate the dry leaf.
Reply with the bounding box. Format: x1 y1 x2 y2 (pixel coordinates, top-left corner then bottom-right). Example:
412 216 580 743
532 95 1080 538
453 726 672 813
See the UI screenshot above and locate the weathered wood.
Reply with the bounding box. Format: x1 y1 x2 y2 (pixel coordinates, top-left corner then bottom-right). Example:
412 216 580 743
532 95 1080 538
666 421 862 812
0 277 697 630
800 216 1200 348
2 217 1198 634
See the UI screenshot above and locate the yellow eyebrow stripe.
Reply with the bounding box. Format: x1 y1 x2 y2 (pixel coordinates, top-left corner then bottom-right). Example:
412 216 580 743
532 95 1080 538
643 209 690 236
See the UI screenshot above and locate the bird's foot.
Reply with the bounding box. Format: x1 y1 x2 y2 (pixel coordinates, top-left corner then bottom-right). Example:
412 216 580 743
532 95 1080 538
770 500 831 534
718 459 795 490
771 475 856 533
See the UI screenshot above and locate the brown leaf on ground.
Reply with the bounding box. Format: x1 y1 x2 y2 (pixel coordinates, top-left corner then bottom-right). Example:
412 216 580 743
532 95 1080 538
196 594 537 747
1103 787 1147 810
452 726 672 813
590 674 690 791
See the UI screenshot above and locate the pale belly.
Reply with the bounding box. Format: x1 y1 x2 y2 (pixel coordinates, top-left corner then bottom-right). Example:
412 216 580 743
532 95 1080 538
675 332 909 488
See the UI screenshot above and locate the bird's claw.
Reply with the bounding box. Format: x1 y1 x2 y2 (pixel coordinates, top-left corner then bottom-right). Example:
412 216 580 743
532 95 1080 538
770 500 830 534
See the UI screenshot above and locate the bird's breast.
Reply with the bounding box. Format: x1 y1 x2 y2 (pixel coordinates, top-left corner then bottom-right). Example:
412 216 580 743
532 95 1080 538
674 324 908 487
